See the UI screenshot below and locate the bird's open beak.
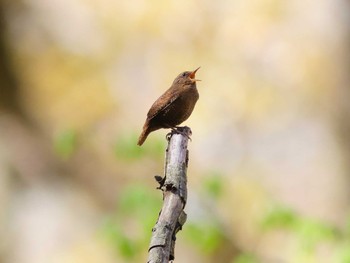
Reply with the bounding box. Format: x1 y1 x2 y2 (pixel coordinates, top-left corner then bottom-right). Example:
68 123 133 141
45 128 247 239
189 67 201 82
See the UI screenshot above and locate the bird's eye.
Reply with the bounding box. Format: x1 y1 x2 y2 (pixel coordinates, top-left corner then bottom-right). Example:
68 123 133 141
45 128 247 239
182 72 187 77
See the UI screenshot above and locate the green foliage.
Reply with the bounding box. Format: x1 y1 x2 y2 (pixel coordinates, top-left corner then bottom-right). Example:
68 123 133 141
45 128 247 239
345 215 350 236
261 204 349 261
118 184 162 228
202 171 225 199
184 222 224 254
113 132 164 161
102 222 138 259
261 205 339 249
102 180 228 261
101 184 162 261
53 129 78 159
113 133 144 160
261 205 298 230
232 253 259 263
297 218 338 251
182 171 227 255
337 241 350 263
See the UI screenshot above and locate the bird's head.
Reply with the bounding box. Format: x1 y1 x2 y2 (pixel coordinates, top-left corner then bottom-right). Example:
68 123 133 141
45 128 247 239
173 67 201 85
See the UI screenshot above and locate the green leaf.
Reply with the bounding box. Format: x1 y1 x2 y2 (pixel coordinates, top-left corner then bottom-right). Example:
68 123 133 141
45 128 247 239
53 129 78 159
101 220 139 260
185 222 223 254
114 133 144 160
296 219 338 251
202 172 224 199
261 205 298 230
337 241 350 263
261 204 341 254
117 235 138 259
114 132 164 161
232 253 258 263
101 184 162 260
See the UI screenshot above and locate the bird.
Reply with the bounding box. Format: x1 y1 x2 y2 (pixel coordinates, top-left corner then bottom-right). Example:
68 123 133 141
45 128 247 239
137 67 200 146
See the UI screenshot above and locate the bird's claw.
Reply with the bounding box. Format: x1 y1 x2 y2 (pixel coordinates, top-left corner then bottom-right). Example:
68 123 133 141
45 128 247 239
166 132 172 142
170 126 192 141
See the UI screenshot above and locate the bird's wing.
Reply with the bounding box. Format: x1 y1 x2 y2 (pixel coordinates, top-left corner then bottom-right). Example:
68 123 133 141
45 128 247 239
146 87 181 120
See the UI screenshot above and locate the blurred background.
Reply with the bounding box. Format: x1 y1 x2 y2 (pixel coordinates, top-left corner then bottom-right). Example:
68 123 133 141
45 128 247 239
1 0 350 262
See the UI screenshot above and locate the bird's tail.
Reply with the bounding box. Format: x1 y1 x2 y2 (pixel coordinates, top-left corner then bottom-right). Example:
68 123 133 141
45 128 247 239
137 126 150 146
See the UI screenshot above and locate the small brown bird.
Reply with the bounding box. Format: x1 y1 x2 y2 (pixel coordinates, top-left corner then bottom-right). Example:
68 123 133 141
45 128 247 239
137 67 200 146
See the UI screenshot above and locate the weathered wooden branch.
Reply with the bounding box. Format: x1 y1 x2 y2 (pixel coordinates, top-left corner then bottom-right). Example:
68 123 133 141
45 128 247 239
147 126 191 263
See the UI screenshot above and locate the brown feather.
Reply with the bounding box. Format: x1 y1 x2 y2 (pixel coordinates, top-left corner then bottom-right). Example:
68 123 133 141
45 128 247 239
138 69 200 146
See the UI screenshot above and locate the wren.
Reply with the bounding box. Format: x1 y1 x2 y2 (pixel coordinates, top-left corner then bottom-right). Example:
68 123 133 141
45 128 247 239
137 67 200 146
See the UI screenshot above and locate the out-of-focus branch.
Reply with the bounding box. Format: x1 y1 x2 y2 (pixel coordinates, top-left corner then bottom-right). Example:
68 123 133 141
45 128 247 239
0 2 23 116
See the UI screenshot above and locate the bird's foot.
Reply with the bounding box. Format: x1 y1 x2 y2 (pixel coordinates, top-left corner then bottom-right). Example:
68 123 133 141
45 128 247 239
166 126 192 141
166 132 172 142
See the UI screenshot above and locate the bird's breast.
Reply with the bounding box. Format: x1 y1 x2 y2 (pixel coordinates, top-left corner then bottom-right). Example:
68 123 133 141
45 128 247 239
160 87 199 126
